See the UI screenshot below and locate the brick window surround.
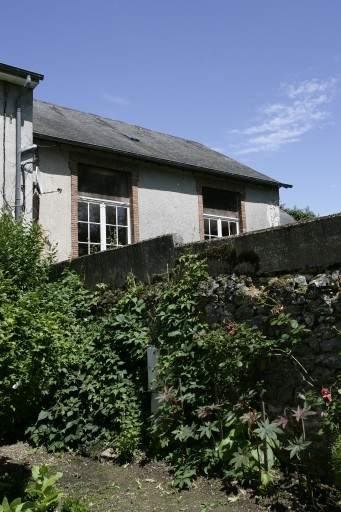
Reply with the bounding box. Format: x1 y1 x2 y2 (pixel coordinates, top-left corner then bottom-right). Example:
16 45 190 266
196 177 246 241
70 152 139 258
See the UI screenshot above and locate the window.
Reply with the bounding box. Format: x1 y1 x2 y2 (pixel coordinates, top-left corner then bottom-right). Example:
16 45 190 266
202 186 240 239
77 165 130 256
78 197 130 256
204 214 239 240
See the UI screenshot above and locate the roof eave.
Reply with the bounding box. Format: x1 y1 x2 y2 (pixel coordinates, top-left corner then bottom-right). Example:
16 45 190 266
33 132 292 189
0 63 44 89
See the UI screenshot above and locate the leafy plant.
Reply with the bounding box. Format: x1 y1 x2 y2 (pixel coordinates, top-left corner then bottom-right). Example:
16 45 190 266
171 464 197 489
0 465 63 512
331 432 341 490
61 497 90 512
24 465 63 511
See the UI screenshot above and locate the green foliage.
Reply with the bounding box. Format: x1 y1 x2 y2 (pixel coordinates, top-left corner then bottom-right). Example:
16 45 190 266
281 205 317 222
171 464 197 489
0 216 338 496
284 435 311 460
24 465 63 511
148 255 325 489
27 274 148 460
0 465 63 512
0 213 146 459
61 497 90 512
331 432 341 490
0 269 97 440
0 212 55 291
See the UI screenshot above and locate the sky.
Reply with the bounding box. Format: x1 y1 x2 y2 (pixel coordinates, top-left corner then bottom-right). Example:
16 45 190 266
2 0 340 216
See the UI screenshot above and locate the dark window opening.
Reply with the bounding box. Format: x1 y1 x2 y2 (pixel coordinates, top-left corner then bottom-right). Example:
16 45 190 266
78 164 129 201
202 187 239 217
77 165 131 255
202 186 240 240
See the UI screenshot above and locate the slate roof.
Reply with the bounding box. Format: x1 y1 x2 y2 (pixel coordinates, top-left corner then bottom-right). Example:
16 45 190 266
280 209 297 225
33 100 290 188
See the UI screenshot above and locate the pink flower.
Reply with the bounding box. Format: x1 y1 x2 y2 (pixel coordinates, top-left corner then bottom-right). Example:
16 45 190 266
240 411 261 424
276 415 289 429
321 387 332 403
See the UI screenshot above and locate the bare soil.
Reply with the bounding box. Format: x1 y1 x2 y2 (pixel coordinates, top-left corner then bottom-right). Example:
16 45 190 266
0 443 340 512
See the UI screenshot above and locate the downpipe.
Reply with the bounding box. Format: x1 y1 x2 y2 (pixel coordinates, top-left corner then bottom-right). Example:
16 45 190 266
15 75 31 221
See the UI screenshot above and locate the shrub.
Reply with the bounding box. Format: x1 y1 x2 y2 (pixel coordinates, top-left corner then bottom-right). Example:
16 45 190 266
61 497 91 512
331 432 341 490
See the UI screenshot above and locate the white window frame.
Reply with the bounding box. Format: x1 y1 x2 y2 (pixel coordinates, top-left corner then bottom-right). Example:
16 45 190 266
78 195 131 255
204 213 239 239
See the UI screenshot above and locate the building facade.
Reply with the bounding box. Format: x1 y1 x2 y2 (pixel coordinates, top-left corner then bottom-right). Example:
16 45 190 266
0 63 290 262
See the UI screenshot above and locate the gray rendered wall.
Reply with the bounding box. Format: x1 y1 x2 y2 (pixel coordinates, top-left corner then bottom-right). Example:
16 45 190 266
55 213 341 288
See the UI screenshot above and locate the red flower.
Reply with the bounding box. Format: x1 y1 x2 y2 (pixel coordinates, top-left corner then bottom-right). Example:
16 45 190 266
321 386 332 403
226 323 237 336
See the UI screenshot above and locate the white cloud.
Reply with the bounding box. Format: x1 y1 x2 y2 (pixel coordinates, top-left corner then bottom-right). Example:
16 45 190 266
229 78 337 155
103 93 130 106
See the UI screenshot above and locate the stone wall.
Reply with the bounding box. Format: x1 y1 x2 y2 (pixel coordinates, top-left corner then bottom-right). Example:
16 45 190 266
196 268 340 477
198 268 341 411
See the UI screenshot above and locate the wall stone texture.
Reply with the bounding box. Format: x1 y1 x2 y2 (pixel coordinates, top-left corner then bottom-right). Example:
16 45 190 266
197 268 340 477
198 269 340 405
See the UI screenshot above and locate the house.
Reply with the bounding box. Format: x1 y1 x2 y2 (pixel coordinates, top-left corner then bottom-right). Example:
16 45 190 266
0 62 291 261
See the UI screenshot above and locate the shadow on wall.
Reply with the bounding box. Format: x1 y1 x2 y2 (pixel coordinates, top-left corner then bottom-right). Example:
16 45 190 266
53 213 341 289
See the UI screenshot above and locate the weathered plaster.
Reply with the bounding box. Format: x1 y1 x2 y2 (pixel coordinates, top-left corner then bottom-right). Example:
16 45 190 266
37 142 72 260
137 165 200 243
244 184 280 231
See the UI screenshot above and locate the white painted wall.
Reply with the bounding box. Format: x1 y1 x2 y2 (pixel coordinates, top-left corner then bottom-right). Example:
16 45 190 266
37 143 72 261
244 184 280 231
138 165 200 243
0 81 34 216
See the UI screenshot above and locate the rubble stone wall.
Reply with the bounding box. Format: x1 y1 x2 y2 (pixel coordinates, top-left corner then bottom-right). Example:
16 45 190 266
198 268 341 412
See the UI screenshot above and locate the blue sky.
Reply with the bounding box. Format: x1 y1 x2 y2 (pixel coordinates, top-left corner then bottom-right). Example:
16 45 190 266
2 0 340 215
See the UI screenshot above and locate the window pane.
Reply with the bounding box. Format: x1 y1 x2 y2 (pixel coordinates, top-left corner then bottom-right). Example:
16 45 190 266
204 217 210 236
90 244 100 254
90 223 100 243
117 227 128 245
106 225 118 246
78 243 88 257
89 203 100 223
210 219 218 237
106 205 117 225
117 207 127 226
78 199 130 255
230 222 238 235
221 221 230 237
78 202 88 222
78 222 88 242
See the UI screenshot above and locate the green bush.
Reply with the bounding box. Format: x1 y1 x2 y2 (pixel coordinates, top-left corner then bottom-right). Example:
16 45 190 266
331 432 341 490
0 465 63 512
27 275 149 460
61 497 90 512
0 212 54 291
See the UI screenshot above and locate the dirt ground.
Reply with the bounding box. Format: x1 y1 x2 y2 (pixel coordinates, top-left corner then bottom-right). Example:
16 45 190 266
0 443 340 512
